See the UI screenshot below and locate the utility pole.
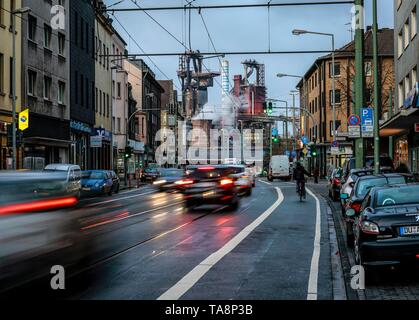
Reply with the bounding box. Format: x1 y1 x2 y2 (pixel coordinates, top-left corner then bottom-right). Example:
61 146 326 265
354 0 365 169
389 88 394 160
372 0 380 174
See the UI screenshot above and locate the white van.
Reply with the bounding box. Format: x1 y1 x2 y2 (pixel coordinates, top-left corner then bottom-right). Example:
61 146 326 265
268 156 291 181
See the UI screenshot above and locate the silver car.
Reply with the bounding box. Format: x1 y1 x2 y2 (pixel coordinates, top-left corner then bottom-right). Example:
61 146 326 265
44 164 82 199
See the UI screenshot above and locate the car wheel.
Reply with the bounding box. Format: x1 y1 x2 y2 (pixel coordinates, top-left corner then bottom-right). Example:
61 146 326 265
246 187 252 197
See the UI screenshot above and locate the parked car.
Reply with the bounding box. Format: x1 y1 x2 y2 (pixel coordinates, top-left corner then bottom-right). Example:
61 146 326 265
153 168 185 191
179 165 240 211
342 156 394 181
268 155 291 181
327 168 343 201
44 164 82 199
142 168 160 182
229 165 252 197
343 173 408 247
347 184 419 273
340 169 374 213
108 170 120 194
81 170 114 196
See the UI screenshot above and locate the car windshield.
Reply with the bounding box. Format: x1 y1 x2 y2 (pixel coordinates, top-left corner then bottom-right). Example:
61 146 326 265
145 168 158 173
230 167 245 174
159 169 183 177
187 167 230 179
88 172 106 179
356 176 406 198
375 186 419 207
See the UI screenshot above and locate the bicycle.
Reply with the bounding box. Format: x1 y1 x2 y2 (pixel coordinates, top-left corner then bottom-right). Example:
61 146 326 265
297 180 306 202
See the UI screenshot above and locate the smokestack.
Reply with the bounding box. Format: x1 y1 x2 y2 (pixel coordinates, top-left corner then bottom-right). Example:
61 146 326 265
221 60 230 97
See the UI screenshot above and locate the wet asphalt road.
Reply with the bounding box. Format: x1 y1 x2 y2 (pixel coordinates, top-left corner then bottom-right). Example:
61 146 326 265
2 179 335 300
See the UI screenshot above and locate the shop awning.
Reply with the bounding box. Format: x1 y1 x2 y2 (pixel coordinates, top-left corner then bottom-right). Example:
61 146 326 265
23 136 73 148
380 107 419 137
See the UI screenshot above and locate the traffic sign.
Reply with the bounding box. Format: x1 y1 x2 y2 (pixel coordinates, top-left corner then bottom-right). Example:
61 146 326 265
415 123 419 133
331 140 339 148
361 108 374 126
272 127 278 136
301 136 309 145
348 114 361 126
302 148 308 155
19 109 29 131
348 125 361 138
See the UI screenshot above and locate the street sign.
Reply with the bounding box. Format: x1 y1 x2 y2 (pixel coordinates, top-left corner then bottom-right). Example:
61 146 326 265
90 136 102 148
348 125 361 138
272 127 278 136
331 140 339 148
331 147 340 155
302 148 308 155
18 109 29 131
361 108 374 138
348 114 361 126
301 136 309 145
362 125 374 138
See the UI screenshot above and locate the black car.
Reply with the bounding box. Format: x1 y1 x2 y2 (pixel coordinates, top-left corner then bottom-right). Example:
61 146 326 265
153 168 185 191
344 174 408 247
180 165 240 211
108 170 120 194
347 184 419 272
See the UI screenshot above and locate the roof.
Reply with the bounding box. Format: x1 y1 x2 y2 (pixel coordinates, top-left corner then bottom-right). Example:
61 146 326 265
297 28 394 87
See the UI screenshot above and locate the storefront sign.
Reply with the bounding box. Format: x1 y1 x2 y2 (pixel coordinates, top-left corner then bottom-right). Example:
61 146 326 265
90 136 102 148
93 127 112 142
18 109 29 131
70 120 91 133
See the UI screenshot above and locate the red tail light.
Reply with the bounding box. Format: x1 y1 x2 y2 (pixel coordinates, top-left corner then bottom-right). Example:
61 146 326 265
220 178 234 187
0 197 78 215
350 202 362 213
197 166 215 171
333 178 341 185
175 179 194 186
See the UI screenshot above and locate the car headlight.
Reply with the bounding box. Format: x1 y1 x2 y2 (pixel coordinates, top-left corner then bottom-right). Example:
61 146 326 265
360 221 380 235
153 180 167 185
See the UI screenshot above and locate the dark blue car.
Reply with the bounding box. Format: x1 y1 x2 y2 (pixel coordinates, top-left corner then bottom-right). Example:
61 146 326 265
81 170 114 196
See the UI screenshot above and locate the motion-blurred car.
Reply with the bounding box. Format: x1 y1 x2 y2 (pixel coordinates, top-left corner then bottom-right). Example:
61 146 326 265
179 165 240 211
142 168 160 182
327 168 343 201
229 165 252 196
245 167 256 187
343 173 408 247
153 168 185 191
108 170 120 194
81 170 114 196
0 172 87 293
347 184 419 272
44 164 82 199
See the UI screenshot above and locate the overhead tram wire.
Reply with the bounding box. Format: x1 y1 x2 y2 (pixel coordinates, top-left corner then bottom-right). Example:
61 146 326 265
111 13 182 92
104 1 355 12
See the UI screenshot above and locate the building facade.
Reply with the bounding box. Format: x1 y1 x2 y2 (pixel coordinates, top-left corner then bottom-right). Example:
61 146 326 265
0 0 23 169
69 0 95 170
381 0 419 173
92 3 113 170
21 0 70 169
298 28 394 176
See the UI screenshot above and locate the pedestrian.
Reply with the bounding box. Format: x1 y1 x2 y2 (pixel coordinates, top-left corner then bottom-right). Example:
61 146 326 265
314 166 320 184
395 163 410 174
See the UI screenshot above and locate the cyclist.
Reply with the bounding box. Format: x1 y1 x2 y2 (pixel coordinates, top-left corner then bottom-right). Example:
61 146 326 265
293 162 310 199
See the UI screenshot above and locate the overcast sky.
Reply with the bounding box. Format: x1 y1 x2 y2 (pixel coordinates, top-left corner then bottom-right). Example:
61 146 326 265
105 0 394 109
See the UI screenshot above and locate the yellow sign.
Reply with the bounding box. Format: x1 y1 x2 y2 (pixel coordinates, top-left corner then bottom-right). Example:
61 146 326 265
19 109 29 131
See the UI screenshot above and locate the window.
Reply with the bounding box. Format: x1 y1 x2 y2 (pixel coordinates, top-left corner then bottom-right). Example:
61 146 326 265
329 89 341 106
9 0 15 28
99 90 102 114
330 120 341 136
28 15 37 41
80 74 84 106
365 61 372 76
74 12 78 45
58 81 65 104
0 54 3 93
44 24 52 49
98 40 102 64
398 81 404 109
0 0 4 26
95 36 98 60
107 94 109 117
95 87 98 111
43 76 52 100
103 92 105 115
365 88 372 104
398 31 403 57
80 18 84 49
117 82 121 98
404 21 410 49
103 44 106 67
412 7 417 39
58 33 65 56
329 62 341 77
405 75 411 97
412 67 417 86
106 47 109 70
28 70 36 96
117 118 121 133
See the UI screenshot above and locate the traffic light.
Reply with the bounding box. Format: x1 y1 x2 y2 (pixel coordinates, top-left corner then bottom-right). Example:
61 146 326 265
124 146 133 159
310 145 318 157
263 102 267 114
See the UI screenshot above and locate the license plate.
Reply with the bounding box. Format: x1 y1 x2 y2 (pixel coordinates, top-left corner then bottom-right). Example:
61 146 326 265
82 187 91 191
400 226 419 236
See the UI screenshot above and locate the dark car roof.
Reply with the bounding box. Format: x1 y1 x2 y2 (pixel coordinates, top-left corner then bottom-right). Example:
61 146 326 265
356 173 404 181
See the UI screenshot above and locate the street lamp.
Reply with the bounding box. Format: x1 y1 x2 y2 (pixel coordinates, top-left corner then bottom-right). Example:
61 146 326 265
292 29 337 148
290 90 299 157
11 7 31 170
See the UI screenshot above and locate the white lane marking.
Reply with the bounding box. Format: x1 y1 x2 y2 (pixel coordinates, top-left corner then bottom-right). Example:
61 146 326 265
158 187 284 300
306 187 321 300
119 187 152 195
259 180 272 186
83 190 157 207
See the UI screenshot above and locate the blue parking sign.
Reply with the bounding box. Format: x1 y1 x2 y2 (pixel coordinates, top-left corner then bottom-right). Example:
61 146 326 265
361 108 374 126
